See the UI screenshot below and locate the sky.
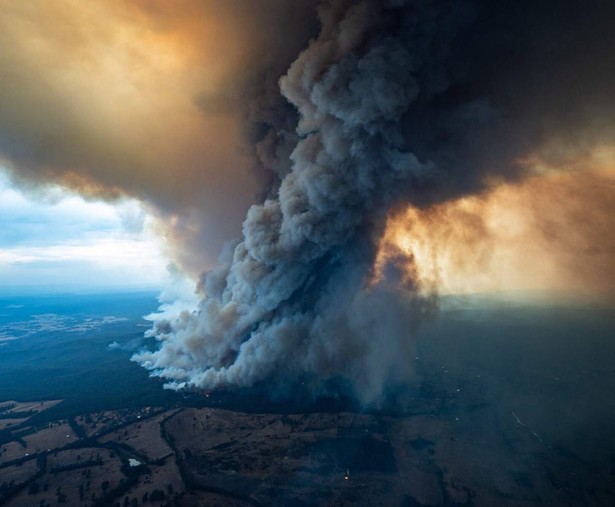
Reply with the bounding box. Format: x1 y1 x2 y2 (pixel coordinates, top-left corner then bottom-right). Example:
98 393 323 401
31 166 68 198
0 168 168 291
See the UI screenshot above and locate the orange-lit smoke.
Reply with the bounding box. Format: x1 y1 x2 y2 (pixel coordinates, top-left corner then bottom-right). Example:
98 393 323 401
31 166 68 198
375 148 615 298
0 0 315 274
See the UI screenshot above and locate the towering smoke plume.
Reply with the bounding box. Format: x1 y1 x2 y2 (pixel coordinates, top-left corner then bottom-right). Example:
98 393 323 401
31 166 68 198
134 0 615 403
0 1 613 403
137 0 454 402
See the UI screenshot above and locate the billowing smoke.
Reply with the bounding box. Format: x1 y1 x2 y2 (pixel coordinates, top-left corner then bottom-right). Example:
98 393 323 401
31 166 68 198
133 0 615 403
1 1 613 403
137 0 453 403
0 0 318 274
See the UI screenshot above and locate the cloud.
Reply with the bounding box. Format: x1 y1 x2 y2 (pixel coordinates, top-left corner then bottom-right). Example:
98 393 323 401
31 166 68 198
0 172 124 246
0 171 167 288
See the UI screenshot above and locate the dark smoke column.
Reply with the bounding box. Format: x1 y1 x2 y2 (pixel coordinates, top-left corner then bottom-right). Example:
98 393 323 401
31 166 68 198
133 0 615 403
133 0 455 402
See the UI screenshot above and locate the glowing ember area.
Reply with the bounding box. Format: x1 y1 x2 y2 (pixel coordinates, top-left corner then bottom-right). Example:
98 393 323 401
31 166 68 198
375 151 615 297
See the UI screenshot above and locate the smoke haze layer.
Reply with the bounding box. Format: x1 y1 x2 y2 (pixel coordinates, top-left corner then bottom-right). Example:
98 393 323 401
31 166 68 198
0 0 318 273
0 1 613 403
376 160 615 298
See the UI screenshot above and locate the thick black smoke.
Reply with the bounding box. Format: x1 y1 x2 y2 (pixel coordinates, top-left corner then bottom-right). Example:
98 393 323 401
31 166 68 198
134 0 615 404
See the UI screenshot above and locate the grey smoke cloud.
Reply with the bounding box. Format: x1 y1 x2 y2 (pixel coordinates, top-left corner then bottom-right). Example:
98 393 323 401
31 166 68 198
134 0 615 403
1 1 612 403
134 0 439 400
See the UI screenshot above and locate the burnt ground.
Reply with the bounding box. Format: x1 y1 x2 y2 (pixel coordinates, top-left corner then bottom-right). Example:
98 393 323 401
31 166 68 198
1 393 614 507
1 295 613 506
